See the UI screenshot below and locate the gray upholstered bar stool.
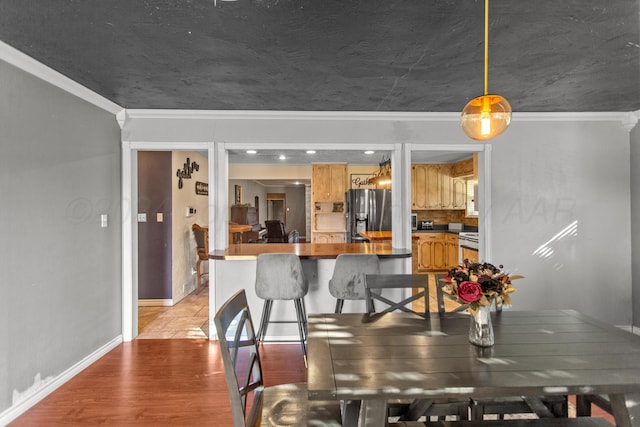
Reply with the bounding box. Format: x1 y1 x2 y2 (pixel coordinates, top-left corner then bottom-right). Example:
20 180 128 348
254 253 309 357
328 253 380 313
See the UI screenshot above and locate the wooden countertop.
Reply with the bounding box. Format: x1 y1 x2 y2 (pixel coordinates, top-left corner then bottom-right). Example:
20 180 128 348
209 242 412 260
359 231 421 241
358 231 392 241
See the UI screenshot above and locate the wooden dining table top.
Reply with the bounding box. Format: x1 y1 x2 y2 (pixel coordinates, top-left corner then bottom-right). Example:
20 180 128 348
307 310 640 426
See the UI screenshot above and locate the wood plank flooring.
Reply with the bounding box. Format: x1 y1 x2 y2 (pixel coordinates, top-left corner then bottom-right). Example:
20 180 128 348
10 283 614 426
10 341 307 426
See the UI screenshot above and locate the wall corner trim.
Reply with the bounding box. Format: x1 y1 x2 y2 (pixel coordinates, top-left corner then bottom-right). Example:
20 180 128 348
0 335 123 426
0 40 122 115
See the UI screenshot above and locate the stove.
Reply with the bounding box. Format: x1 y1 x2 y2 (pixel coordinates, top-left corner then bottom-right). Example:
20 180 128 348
458 232 479 250
458 232 479 264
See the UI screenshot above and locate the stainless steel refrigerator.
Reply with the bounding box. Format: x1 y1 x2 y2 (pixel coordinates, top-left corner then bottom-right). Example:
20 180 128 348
346 189 392 242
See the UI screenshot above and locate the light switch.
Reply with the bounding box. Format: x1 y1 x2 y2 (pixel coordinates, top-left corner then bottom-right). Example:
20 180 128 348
137 213 147 222
157 213 163 222
101 214 108 228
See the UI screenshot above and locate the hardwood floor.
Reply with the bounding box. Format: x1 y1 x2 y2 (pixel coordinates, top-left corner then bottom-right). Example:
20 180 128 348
10 341 307 426
10 283 615 426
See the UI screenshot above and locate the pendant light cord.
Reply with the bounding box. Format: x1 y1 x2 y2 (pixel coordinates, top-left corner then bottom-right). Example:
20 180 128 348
484 0 489 96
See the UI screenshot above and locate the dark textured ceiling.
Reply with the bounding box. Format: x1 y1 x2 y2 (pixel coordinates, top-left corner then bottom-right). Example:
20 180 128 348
0 0 638 112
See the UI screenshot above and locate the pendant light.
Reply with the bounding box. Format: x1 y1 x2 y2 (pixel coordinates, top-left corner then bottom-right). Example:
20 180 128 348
368 157 392 188
461 0 511 141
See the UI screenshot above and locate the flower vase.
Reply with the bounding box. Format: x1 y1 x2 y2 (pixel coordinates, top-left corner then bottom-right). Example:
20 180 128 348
469 304 494 347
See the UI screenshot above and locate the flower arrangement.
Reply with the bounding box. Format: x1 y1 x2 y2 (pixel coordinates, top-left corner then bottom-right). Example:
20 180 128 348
441 259 523 311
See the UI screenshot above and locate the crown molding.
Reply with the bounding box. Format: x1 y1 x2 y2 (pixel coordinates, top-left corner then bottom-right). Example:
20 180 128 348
0 41 122 115
622 110 640 132
123 109 634 125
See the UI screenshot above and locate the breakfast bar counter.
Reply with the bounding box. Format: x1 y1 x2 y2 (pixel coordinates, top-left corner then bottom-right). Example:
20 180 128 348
209 241 412 260
208 242 412 340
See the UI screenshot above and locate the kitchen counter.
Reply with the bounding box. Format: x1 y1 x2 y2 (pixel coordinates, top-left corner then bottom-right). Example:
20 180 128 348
210 242 411 338
412 226 477 234
209 242 412 260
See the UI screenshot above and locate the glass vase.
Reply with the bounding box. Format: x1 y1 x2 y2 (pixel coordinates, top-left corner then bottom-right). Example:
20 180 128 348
469 304 494 347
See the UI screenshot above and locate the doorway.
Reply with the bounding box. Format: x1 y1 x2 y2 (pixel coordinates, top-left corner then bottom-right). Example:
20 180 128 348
136 150 210 339
267 193 286 223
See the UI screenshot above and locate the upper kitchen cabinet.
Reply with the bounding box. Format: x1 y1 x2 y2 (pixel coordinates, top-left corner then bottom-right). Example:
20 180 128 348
311 164 347 243
412 164 466 210
312 164 347 202
451 157 474 177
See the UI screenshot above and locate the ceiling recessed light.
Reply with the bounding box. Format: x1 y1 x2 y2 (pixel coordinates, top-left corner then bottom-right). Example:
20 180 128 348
246 150 257 154
279 155 286 160
364 150 375 155
306 150 316 154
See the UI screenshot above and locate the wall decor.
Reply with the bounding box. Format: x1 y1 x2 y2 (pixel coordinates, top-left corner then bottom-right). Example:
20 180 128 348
176 157 199 189
350 174 376 189
195 181 208 196
234 185 242 204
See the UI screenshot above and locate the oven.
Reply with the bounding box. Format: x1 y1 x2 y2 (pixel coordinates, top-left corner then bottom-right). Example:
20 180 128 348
458 232 479 263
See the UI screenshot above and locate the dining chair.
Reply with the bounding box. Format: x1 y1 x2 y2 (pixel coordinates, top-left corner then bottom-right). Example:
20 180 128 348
254 253 309 358
191 224 209 294
264 220 289 243
328 253 380 313
435 269 569 420
434 273 469 314
214 289 342 427
365 274 430 317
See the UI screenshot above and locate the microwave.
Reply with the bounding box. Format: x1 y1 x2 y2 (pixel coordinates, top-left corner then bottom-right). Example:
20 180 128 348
411 213 418 231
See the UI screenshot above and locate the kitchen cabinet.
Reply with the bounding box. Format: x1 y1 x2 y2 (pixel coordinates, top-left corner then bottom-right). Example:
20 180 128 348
451 157 474 177
312 164 347 202
416 233 447 271
414 233 459 272
445 234 459 268
462 247 479 263
411 164 466 210
312 232 346 244
312 164 347 242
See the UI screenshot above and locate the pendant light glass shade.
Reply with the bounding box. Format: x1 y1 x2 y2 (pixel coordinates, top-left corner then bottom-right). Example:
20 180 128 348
461 0 511 141
461 94 512 140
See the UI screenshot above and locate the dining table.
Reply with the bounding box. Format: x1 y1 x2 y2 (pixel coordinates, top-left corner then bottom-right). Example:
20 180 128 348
306 310 640 427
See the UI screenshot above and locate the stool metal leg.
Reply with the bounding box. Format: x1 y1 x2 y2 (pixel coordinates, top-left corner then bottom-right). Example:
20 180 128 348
334 299 344 313
294 298 307 356
257 299 273 342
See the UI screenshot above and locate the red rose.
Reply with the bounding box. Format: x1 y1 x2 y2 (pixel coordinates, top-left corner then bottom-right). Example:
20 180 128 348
457 281 483 303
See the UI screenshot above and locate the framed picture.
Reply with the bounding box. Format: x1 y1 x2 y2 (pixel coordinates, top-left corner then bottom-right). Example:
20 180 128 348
234 185 242 204
350 174 376 189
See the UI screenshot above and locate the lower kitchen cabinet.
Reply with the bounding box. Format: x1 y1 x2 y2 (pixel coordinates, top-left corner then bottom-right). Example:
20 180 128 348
461 247 479 263
416 234 446 271
445 233 459 268
414 233 460 272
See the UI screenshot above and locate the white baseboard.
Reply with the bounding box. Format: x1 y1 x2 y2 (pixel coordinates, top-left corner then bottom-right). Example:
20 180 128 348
0 335 123 426
138 299 173 307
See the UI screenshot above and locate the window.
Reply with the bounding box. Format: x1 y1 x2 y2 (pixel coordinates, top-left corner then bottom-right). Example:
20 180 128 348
466 179 478 217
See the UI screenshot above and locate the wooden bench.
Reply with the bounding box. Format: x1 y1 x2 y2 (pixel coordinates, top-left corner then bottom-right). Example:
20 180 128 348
390 417 613 427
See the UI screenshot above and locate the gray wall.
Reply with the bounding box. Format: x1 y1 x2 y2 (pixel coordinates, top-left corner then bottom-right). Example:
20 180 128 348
0 60 121 413
631 123 640 330
124 114 635 327
489 120 632 326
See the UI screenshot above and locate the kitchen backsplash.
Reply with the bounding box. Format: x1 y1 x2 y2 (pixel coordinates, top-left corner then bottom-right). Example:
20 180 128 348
414 210 478 227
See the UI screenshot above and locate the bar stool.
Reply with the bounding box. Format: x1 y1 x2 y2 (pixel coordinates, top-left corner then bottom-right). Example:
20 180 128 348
254 253 309 357
328 254 380 313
